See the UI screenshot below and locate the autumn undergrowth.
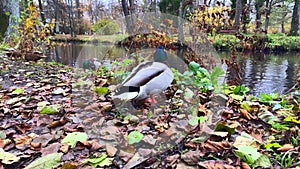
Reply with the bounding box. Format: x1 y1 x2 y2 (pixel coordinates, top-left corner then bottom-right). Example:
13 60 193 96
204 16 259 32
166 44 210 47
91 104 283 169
1 52 300 168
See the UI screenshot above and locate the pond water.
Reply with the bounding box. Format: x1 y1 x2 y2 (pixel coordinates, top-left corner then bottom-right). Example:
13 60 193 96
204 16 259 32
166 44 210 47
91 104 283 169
47 42 300 97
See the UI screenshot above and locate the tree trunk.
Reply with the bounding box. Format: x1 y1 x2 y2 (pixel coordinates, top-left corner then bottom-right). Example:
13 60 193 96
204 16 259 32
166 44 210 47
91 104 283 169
0 1 9 39
37 0 46 25
129 0 135 14
68 0 76 37
241 0 250 33
2 0 19 41
178 0 184 42
54 0 60 34
264 0 273 33
281 0 285 33
234 0 242 32
122 0 132 34
255 0 264 29
75 0 80 34
290 0 299 35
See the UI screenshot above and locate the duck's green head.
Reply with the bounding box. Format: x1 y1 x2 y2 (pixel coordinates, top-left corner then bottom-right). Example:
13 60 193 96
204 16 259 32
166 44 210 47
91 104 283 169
83 60 90 69
154 45 167 62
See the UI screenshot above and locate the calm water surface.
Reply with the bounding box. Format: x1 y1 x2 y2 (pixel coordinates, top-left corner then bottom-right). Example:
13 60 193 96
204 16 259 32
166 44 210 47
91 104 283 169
48 42 300 96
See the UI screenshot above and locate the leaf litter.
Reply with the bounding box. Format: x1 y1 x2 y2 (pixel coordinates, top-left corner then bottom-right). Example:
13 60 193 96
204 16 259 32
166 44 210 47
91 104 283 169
0 52 300 168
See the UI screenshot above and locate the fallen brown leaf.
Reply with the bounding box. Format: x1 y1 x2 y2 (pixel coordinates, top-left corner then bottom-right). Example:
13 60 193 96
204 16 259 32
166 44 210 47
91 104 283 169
106 143 117 157
277 144 294 152
198 160 237 169
60 143 69 153
41 143 61 156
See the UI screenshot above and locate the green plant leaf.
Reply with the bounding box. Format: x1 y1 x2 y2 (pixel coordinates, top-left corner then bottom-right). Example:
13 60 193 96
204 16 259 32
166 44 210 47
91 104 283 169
189 61 200 72
93 87 108 96
24 153 63 169
37 101 50 107
121 59 131 67
264 142 282 149
253 154 271 168
12 88 24 95
83 154 113 167
40 104 61 115
241 102 252 112
62 132 88 148
230 94 244 101
235 146 261 165
284 116 300 124
0 151 20 164
128 130 144 144
189 117 199 126
260 93 273 102
211 66 224 86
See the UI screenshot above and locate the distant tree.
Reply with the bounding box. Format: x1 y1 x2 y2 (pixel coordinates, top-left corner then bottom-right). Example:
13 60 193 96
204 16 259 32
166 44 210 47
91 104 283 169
241 0 251 33
67 0 75 37
290 0 299 35
234 0 242 32
121 0 132 34
37 0 46 25
255 0 264 29
158 0 180 15
264 0 275 33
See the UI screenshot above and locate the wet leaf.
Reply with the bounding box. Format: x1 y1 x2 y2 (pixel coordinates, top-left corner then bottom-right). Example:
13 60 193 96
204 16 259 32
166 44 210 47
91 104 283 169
241 101 252 112
40 104 61 115
6 96 26 105
128 130 144 145
198 160 236 169
83 154 113 167
106 144 117 157
0 150 20 164
12 88 24 95
260 93 273 102
188 117 199 126
235 146 261 165
93 87 108 96
277 144 294 152
252 154 271 168
37 101 50 107
52 88 64 95
24 152 63 169
264 142 282 149
284 116 300 124
61 132 88 148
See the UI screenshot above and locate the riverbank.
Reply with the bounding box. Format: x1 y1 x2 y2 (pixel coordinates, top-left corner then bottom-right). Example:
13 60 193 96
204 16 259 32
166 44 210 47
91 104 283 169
51 33 300 52
0 52 300 168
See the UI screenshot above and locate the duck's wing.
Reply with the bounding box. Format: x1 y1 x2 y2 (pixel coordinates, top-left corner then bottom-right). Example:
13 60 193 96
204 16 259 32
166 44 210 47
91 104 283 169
112 86 140 100
121 62 163 86
113 62 173 100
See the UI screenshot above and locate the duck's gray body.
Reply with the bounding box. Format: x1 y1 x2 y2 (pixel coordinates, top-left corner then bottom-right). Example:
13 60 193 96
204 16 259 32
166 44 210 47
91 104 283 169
113 61 174 101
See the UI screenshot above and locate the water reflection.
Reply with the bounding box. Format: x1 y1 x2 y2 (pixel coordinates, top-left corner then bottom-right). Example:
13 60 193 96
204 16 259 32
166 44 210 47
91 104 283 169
219 52 300 96
49 42 300 96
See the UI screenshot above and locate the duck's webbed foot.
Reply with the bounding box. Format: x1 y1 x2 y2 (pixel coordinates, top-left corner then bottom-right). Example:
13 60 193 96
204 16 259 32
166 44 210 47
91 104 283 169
145 95 157 103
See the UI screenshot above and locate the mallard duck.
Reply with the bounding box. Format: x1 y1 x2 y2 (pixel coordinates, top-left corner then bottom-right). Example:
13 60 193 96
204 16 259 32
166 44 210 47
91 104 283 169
83 58 112 70
25 51 47 61
112 46 173 103
153 45 167 63
83 58 101 70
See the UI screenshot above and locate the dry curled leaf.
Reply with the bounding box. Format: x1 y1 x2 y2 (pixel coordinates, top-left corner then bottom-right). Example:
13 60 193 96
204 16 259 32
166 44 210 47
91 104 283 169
198 160 237 169
241 162 251 169
277 144 294 152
